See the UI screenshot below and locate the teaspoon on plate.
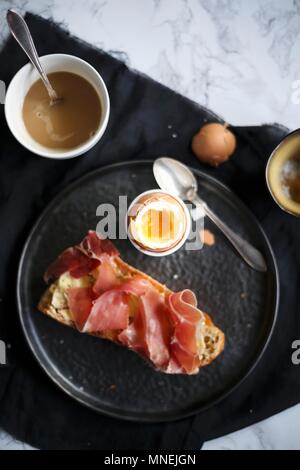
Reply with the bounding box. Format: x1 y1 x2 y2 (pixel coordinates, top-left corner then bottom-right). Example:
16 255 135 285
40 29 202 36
153 157 267 272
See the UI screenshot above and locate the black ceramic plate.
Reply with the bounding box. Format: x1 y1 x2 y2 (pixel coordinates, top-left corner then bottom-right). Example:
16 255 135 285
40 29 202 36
17 161 278 422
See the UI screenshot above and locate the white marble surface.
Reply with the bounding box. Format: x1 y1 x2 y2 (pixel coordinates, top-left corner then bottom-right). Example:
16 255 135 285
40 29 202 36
203 404 300 450
0 0 300 450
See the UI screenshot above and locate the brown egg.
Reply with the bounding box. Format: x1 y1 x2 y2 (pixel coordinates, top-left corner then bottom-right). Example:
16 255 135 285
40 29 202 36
192 122 236 167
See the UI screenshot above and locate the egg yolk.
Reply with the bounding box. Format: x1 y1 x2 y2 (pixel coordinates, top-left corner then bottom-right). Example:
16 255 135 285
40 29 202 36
139 208 177 242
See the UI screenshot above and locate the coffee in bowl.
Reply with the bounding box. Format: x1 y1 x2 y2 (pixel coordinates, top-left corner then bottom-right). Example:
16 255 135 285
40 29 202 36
5 54 110 159
23 71 101 150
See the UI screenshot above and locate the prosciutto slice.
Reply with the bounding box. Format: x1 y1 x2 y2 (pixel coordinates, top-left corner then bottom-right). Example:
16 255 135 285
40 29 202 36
166 290 204 374
69 275 151 334
83 290 130 332
138 288 172 367
93 256 120 295
79 230 119 259
119 284 172 368
67 287 96 331
44 231 118 283
44 247 99 283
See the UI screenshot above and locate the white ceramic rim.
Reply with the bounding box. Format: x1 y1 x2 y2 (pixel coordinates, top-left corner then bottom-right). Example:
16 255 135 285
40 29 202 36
127 189 191 257
4 53 110 160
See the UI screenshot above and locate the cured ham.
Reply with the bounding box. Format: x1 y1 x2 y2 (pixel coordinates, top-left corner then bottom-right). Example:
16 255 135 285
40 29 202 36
39 231 224 375
167 290 204 373
44 231 119 283
67 287 96 331
119 283 172 368
44 247 99 283
93 256 121 295
79 230 119 260
84 290 130 332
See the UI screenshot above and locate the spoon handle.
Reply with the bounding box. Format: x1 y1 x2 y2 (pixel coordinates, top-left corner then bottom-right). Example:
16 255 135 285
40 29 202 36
194 195 267 272
6 10 58 102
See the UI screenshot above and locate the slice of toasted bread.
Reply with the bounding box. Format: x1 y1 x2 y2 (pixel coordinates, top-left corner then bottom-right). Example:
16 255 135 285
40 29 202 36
38 255 224 371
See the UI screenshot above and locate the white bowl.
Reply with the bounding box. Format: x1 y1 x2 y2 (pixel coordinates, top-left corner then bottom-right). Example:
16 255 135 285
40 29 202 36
127 189 191 257
5 53 110 159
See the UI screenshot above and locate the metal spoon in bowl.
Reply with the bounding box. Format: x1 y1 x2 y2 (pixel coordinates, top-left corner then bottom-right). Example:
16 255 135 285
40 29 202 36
153 157 267 272
7 9 61 105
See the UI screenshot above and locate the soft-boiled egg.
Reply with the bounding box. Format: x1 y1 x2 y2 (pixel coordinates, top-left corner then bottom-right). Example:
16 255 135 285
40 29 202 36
128 190 190 256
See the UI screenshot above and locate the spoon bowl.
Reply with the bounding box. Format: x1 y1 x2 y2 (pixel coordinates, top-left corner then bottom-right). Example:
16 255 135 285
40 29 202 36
153 157 198 201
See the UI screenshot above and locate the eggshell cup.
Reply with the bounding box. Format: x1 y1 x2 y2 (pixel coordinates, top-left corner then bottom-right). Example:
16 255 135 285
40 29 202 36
127 189 191 257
